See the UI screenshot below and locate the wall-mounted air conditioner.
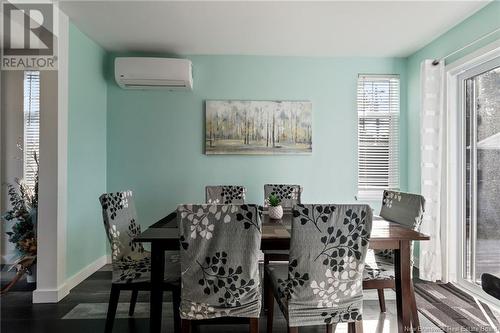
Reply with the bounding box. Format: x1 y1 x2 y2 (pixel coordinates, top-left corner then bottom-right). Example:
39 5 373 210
114 57 193 90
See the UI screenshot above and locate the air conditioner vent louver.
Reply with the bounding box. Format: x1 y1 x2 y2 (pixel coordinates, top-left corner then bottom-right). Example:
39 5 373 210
124 83 188 88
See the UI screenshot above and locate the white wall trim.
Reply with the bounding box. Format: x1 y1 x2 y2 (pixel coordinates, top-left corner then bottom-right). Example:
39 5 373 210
56 4 69 296
446 39 500 73
64 255 109 292
33 7 69 304
32 284 69 304
33 254 110 303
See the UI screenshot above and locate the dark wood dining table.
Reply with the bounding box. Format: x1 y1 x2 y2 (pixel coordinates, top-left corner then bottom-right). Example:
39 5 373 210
135 211 430 333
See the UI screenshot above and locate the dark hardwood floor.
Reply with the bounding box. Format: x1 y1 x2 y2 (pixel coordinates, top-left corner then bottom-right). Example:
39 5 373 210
1 265 440 333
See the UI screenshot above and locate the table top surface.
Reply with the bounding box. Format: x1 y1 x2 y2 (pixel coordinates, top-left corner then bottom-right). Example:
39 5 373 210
135 212 430 243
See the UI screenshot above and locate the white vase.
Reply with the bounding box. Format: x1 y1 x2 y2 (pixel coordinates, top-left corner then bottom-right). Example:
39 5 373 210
268 205 283 220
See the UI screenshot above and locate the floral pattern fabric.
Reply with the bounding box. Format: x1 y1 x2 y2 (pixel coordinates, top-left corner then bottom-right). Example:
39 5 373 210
178 204 262 320
264 184 302 209
205 185 246 204
266 204 372 328
99 191 180 284
373 190 426 262
380 190 425 230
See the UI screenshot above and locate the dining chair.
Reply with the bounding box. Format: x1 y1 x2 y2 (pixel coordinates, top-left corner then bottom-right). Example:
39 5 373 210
99 191 181 333
363 190 425 325
266 204 373 333
205 185 246 204
263 184 302 262
262 184 303 311
177 204 262 333
264 184 302 209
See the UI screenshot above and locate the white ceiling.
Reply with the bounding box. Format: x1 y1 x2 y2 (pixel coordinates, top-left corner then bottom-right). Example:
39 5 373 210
59 1 491 57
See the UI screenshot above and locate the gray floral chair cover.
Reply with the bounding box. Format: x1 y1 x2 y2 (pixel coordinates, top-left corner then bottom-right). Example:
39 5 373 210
99 191 180 284
205 185 246 204
364 190 425 281
380 190 425 230
178 204 262 319
266 204 373 327
264 184 302 209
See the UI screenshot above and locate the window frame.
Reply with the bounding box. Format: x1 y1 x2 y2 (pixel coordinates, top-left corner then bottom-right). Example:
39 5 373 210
447 43 500 309
356 74 400 201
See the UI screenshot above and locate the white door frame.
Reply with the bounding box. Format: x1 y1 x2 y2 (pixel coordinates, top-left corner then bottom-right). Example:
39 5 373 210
446 39 500 310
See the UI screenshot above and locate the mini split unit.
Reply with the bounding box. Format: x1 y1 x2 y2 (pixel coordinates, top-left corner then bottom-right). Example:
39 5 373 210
114 57 193 90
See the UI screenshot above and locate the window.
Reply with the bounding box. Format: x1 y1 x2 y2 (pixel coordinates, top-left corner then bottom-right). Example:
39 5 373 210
357 74 399 200
23 71 40 189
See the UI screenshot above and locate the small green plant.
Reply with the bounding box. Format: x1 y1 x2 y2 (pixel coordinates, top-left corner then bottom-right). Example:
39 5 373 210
267 194 281 207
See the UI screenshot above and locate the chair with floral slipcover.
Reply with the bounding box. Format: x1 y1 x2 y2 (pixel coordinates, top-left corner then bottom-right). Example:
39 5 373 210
265 204 373 333
262 184 303 263
264 184 302 209
262 184 303 310
178 204 262 333
99 191 181 333
205 185 246 204
362 190 425 327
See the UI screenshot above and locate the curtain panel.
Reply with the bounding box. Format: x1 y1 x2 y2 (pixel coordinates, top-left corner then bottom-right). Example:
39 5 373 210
419 60 445 282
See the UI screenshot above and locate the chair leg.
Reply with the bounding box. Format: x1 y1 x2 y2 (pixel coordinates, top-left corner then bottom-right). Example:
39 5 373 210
172 288 181 333
266 275 274 333
377 289 386 313
181 319 192 333
287 327 298 333
128 289 138 316
250 318 259 333
326 324 334 333
105 284 120 333
347 321 363 333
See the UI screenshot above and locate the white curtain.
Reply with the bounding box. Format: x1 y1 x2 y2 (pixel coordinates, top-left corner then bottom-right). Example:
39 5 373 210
419 60 445 282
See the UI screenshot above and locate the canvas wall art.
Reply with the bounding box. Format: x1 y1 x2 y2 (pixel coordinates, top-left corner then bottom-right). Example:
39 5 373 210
205 100 312 155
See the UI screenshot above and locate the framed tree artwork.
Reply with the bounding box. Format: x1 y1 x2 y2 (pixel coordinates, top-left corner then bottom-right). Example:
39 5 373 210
205 100 312 155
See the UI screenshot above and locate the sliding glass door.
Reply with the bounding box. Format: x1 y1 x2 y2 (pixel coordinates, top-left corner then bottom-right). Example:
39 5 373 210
461 57 500 287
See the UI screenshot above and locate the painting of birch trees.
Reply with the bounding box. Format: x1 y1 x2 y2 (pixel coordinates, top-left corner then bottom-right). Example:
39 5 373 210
205 100 312 155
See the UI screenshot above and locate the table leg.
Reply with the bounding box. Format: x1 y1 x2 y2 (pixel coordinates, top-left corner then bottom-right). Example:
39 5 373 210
409 282 420 330
263 253 269 311
150 243 165 333
394 240 412 333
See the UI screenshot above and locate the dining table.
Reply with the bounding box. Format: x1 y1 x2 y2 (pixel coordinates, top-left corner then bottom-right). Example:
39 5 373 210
135 210 430 333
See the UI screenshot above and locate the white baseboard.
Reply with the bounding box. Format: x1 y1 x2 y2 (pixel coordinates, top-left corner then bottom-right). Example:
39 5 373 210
65 255 109 291
33 254 110 303
33 285 69 303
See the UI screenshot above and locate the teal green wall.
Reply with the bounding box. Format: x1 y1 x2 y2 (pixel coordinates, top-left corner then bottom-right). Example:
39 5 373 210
107 55 407 226
66 1 499 276
67 23 108 278
406 2 500 192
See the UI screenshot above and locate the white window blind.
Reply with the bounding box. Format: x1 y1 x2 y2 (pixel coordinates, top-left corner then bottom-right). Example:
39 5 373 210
23 71 40 189
357 74 399 199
